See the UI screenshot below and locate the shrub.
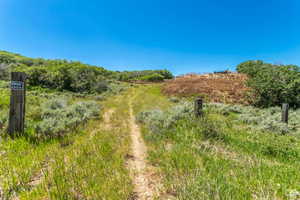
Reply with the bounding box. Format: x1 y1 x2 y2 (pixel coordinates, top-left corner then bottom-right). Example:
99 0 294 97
0 89 9 132
0 63 11 81
208 102 300 134
117 69 173 81
236 60 265 77
94 95 105 101
0 111 8 130
21 64 111 93
0 81 9 89
35 99 100 139
107 82 128 94
137 102 193 134
137 102 226 141
138 101 300 135
198 116 225 140
93 81 109 93
169 97 180 103
140 73 164 82
237 60 300 108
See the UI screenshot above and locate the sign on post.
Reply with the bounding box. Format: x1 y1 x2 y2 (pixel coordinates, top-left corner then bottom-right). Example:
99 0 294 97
8 72 26 135
11 81 24 90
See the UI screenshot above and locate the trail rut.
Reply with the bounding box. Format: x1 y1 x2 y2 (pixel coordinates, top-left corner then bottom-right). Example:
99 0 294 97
128 101 158 200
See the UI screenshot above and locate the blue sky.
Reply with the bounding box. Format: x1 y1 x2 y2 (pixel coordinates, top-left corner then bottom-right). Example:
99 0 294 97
1 0 300 75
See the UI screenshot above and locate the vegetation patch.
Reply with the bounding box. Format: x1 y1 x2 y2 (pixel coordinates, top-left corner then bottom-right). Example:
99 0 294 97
237 60 300 108
138 100 300 135
135 85 300 200
0 51 173 95
34 99 100 139
208 103 300 134
163 72 249 104
0 87 133 200
117 69 173 82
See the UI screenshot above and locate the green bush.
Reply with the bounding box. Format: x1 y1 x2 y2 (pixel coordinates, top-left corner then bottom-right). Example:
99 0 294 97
19 63 112 93
237 60 300 108
169 97 180 103
138 101 300 135
137 102 193 134
0 111 8 130
208 102 300 134
117 69 173 81
140 73 164 82
34 99 100 139
0 80 9 89
137 102 225 141
236 60 265 77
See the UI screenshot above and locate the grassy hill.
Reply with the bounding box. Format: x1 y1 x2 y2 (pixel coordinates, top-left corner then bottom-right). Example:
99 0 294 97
0 51 173 93
0 51 300 199
0 51 174 199
136 85 300 199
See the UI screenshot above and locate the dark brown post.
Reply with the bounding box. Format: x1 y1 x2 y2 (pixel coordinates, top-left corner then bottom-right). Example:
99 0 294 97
8 72 26 135
282 103 289 124
194 97 203 117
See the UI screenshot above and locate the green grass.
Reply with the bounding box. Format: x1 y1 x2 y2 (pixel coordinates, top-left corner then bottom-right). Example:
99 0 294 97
2 83 300 199
0 88 133 199
134 84 300 200
131 84 172 114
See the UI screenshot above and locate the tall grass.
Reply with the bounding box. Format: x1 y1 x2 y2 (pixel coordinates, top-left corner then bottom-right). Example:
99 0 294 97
207 103 300 134
0 86 133 199
138 101 300 135
134 85 300 200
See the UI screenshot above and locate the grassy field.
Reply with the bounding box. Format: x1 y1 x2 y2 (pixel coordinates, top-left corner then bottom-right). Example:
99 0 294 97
1 84 300 200
134 85 300 200
0 87 134 199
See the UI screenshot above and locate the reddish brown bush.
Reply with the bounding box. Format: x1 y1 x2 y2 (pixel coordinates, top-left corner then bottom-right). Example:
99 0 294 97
162 73 250 104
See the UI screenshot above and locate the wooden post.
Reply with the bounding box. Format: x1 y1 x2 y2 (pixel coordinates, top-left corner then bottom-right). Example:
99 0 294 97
194 97 203 117
282 103 289 124
8 72 26 136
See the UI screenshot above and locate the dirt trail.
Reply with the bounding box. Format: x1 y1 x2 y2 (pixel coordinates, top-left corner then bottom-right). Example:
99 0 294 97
128 101 158 200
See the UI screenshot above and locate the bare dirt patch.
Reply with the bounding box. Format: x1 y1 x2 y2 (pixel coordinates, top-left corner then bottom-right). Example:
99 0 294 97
128 101 162 200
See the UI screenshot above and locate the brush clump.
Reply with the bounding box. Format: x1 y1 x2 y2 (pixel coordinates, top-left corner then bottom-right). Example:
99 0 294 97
34 98 100 139
138 101 300 135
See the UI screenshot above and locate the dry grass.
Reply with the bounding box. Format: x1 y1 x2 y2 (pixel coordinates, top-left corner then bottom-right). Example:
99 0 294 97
163 72 249 104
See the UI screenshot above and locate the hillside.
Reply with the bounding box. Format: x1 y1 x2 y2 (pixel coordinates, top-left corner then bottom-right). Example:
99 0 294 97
163 72 249 104
1 52 300 199
136 85 300 199
0 50 173 93
0 51 173 199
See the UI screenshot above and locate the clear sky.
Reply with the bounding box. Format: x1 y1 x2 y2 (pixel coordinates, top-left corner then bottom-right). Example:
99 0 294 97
1 0 300 75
